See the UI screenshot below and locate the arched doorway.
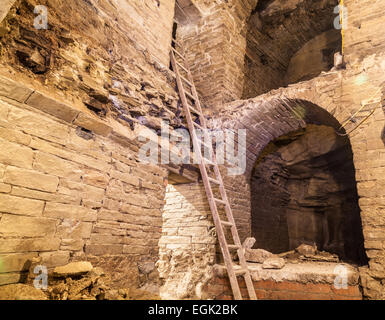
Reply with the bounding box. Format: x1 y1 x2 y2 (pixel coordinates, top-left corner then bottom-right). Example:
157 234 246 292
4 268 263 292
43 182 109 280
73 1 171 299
251 124 367 264
242 98 368 265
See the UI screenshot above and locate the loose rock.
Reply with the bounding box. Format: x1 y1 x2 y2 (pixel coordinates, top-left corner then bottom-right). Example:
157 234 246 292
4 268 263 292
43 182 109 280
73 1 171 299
262 257 286 269
245 248 275 263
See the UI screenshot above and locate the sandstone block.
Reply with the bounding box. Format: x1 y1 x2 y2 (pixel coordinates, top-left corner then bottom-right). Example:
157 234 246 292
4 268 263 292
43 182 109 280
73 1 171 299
296 243 317 256
122 245 149 255
25 91 79 123
83 171 109 188
55 221 93 240
0 101 8 119
0 126 31 146
53 261 93 277
0 238 60 253
0 284 48 300
0 253 38 272
85 244 123 256
33 152 83 181
110 170 140 187
0 182 11 193
4 166 59 193
60 239 85 251
244 248 274 263
40 251 70 268
0 138 34 169
8 107 69 145
44 203 97 222
11 186 81 205
0 214 57 237
0 273 21 286
0 75 33 103
0 193 44 216
73 112 112 137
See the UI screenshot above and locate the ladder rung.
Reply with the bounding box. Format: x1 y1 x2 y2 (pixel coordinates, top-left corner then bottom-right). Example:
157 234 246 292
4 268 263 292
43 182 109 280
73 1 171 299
176 61 189 73
181 75 193 87
185 91 197 101
234 268 247 276
228 245 241 250
202 158 215 166
208 177 220 185
193 122 205 130
188 104 201 115
220 220 234 227
172 47 185 60
172 38 180 46
213 198 227 205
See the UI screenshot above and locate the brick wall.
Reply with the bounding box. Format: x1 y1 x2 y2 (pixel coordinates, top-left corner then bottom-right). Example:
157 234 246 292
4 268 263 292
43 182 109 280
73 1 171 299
157 183 216 299
177 0 257 109
206 276 363 300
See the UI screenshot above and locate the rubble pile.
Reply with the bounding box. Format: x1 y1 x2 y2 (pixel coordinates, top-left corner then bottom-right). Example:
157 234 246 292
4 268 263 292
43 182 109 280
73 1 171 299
0 261 160 300
242 238 340 270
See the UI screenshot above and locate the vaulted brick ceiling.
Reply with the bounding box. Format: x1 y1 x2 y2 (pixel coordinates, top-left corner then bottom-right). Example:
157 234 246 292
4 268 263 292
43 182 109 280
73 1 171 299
247 0 340 69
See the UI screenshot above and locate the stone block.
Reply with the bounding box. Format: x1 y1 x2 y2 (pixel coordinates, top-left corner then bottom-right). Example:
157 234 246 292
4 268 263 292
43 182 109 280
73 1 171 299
85 244 123 255
83 171 109 188
55 221 93 240
0 182 11 193
0 253 38 272
0 126 31 146
53 261 93 277
8 107 69 145
11 186 81 205
110 170 140 187
0 214 57 238
122 245 149 255
245 249 274 263
44 203 97 222
0 137 34 169
4 166 59 193
60 239 85 251
73 112 112 136
0 75 33 103
25 91 79 123
33 152 83 181
0 193 44 216
0 238 61 253
40 251 70 268
0 273 21 286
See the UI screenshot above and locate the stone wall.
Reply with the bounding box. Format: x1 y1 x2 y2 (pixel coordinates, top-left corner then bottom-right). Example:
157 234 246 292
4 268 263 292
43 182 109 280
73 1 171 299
176 0 257 108
157 183 216 299
286 29 341 84
243 0 339 99
0 74 169 291
0 0 180 132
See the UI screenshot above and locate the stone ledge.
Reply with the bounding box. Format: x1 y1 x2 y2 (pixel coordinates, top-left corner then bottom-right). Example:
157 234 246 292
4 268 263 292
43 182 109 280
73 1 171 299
213 261 361 286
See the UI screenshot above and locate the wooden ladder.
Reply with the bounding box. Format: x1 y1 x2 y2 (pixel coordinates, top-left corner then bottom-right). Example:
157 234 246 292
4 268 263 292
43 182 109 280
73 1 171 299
170 38 257 300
